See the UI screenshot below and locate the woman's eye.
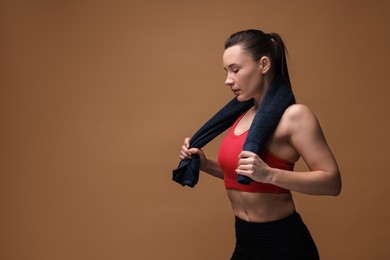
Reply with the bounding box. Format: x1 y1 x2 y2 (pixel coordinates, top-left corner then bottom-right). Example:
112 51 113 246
233 69 239 73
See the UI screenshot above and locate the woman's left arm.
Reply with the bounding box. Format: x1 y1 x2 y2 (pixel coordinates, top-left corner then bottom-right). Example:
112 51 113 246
237 105 342 196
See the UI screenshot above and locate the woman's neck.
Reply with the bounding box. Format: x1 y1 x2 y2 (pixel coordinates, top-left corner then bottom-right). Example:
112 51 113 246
253 74 273 109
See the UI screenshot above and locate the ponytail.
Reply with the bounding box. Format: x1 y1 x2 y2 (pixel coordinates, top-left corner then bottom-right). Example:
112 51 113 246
269 33 291 89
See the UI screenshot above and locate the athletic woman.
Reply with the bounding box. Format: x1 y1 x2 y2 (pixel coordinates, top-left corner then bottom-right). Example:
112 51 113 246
179 29 341 259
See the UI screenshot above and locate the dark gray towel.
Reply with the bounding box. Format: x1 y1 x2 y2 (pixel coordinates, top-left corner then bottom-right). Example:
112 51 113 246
172 76 295 187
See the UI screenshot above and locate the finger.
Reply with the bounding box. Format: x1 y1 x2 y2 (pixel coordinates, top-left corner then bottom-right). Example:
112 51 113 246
188 147 198 152
184 137 191 148
235 168 253 176
239 151 257 158
180 144 192 156
238 157 255 166
189 148 202 155
236 164 253 171
180 150 192 160
181 144 192 156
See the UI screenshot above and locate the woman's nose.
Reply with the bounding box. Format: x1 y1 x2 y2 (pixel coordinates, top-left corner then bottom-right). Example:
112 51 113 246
225 76 234 87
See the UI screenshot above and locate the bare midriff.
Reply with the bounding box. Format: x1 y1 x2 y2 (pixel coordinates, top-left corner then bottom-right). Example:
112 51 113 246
226 189 296 222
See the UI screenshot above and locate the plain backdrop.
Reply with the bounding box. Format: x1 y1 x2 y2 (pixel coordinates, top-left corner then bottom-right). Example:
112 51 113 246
1 1 389 259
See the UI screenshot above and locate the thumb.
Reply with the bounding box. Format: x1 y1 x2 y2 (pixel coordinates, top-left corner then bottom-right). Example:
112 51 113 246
189 147 202 155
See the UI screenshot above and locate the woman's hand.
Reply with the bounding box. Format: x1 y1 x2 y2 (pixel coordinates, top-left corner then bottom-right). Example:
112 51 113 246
179 137 207 168
236 151 272 183
179 137 224 180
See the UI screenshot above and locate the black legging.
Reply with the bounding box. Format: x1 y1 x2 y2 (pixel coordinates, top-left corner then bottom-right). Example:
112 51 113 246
231 212 319 260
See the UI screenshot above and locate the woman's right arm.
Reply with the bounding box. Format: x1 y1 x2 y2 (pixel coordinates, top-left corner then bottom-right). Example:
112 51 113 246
180 137 224 180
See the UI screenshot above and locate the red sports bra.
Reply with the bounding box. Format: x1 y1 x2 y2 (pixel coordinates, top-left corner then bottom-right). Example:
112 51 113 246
218 113 294 193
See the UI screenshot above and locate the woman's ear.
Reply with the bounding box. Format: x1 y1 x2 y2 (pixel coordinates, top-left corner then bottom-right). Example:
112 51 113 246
259 56 271 74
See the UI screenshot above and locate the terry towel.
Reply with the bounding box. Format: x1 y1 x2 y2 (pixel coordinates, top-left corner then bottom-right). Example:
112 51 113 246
172 76 295 187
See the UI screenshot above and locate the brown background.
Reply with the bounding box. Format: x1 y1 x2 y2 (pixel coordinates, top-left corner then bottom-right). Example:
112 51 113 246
1 0 389 259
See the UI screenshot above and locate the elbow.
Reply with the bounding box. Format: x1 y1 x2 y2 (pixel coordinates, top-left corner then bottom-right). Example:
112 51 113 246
329 184 341 196
329 170 342 196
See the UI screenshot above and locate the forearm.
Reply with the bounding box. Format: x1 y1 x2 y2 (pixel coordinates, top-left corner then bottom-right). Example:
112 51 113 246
268 168 341 196
201 159 224 180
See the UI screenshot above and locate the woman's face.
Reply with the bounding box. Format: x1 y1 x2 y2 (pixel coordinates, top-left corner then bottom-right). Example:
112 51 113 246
223 44 265 102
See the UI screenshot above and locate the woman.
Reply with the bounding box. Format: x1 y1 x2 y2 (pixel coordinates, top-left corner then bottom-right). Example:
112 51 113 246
179 29 341 259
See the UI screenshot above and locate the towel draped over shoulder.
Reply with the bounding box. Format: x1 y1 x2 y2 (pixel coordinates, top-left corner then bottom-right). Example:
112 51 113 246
172 76 295 188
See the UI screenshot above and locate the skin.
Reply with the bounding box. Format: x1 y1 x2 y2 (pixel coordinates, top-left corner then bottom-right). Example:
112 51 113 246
180 44 341 223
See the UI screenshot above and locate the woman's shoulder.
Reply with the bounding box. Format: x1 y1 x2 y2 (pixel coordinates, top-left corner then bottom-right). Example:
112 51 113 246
279 104 320 133
283 104 317 122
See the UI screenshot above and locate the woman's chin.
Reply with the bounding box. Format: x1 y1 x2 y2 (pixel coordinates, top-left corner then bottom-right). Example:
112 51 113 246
236 95 251 102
